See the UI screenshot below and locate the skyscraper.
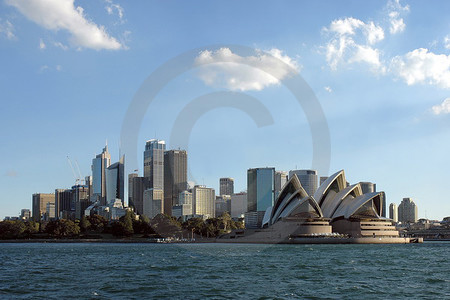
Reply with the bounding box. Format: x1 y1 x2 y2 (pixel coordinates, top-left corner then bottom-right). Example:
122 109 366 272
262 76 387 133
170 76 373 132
247 167 275 212
289 170 318 196
55 189 73 219
128 172 138 208
73 185 90 220
230 192 247 219
192 185 215 218
131 177 148 215
274 171 288 199
106 156 125 206
219 178 234 196
91 144 111 205
398 197 418 223
360 182 376 194
389 203 398 223
164 149 187 216
143 139 165 189
32 193 55 221
143 188 163 218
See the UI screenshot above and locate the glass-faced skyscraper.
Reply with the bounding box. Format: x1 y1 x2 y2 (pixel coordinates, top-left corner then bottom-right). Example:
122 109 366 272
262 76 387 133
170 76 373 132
91 144 111 205
219 178 234 196
247 167 275 212
144 139 165 189
164 149 187 216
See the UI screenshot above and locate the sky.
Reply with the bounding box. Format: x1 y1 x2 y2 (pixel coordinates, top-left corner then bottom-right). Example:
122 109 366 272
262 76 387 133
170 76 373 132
1 0 450 220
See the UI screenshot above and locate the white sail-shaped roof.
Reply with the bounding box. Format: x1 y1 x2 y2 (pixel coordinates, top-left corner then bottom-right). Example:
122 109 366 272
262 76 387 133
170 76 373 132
271 175 308 223
321 183 363 218
332 192 383 219
313 170 347 207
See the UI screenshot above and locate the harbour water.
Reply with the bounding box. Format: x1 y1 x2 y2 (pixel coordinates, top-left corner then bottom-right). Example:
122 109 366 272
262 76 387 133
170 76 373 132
0 242 449 299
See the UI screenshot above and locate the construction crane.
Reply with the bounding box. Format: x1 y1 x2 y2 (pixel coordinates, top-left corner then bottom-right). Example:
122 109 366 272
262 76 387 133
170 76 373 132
67 156 85 186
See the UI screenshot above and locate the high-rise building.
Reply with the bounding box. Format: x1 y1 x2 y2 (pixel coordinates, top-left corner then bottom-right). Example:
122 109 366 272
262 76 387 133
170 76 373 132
172 190 193 219
144 139 165 189
230 192 247 219
85 175 93 202
247 167 275 213
320 176 328 186
179 190 192 205
219 178 234 196
32 193 55 221
20 209 31 220
72 185 90 220
360 182 376 194
164 150 187 216
143 188 163 218
389 203 398 223
128 173 138 208
215 195 231 217
289 170 318 196
55 189 73 219
131 177 148 215
193 185 215 218
274 171 288 199
45 202 55 220
91 144 111 205
398 197 418 223
105 156 125 206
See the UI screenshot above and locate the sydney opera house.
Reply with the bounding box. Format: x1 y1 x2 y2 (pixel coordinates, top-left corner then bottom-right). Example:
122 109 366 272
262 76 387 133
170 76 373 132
221 170 421 244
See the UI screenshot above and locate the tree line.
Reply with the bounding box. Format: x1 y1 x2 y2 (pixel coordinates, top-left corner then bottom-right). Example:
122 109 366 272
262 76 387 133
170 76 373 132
0 212 244 240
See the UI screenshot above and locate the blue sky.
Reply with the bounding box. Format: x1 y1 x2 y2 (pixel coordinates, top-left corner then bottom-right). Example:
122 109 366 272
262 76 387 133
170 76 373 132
1 0 450 220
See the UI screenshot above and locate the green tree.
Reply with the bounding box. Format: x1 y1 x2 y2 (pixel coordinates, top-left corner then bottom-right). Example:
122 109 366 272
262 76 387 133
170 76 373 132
86 214 107 232
23 221 39 237
0 220 26 239
123 210 134 236
45 220 80 237
79 216 91 233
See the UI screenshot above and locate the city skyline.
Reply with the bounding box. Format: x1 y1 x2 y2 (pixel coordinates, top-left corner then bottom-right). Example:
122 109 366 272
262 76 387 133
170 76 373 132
1 0 450 220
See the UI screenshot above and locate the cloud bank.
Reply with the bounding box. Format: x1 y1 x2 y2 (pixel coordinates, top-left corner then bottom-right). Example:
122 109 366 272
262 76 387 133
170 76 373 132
194 48 300 91
6 0 123 50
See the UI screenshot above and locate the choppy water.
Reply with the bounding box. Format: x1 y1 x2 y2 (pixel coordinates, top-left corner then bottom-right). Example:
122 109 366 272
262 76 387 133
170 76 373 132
0 242 449 299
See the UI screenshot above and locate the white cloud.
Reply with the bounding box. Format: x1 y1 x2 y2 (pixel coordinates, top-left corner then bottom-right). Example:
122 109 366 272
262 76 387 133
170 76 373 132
39 38 46 49
6 0 123 50
444 35 450 50
324 86 332 93
431 98 450 115
54 41 68 50
0 18 16 40
194 47 300 91
105 0 124 22
387 0 409 34
56 65 62 71
390 48 450 88
39 65 49 73
323 17 385 72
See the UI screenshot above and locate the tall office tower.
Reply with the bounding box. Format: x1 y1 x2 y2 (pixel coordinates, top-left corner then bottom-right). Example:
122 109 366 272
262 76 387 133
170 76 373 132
398 197 418 223
289 170 318 196
131 177 148 215
72 185 90 220
92 144 111 205
219 178 234 196
179 190 192 205
144 139 165 189
106 156 125 206
389 203 398 223
215 195 231 217
247 167 275 212
32 193 55 221
143 188 163 218
320 176 328 186
128 173 138 208
20 209 31 220
360 182 376 194
193 185 215 218
85 176 93 202
230 192 247 219
45 202 56 220
274 171 288 199
164 150 188 216
55 189 73 219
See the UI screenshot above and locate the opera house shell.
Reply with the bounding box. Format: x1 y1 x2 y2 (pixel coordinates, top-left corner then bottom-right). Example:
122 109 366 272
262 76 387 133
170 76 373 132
220 170 420 244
